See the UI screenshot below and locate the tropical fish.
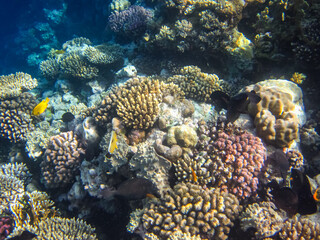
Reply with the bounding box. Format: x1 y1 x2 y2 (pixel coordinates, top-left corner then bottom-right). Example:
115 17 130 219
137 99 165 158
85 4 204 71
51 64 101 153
191 168 198 183
210 90 261 122
100 178 159 200
313 188 320 202
62 112 75 122
268 169 317 216
32 98 50 116
106 131 118 158
7 230 37 240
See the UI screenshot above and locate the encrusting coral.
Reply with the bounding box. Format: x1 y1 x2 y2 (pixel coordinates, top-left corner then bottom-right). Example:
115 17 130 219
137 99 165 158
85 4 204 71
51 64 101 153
166 66 230 103
131 182 241 239
0 72 38 99
40 131 85 188
245 79 304 147
240 201 284 239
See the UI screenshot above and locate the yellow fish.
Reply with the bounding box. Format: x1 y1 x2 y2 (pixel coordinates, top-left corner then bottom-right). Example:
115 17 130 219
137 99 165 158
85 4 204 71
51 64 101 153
106 131 118 158
32 98 50 116
191 168 198 183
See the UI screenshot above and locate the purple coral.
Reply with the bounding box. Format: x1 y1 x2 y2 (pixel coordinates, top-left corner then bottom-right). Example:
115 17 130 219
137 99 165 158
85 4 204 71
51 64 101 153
0 216 12 240
108 6 152 35
206 123 267 200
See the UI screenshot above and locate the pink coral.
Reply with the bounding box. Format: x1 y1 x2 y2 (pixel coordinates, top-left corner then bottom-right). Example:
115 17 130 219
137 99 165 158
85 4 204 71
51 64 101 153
0 216 12 240
205 122 267 200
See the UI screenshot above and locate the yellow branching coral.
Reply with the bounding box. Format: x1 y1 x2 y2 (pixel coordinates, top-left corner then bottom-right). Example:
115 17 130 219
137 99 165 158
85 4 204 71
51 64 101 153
60 53 99 80
10 191 57 228
290 72 306 84
0 72 38 99
136 182 241 239
116 78 162 129
166 65 230 102
0 175 25 215
8 217 97 240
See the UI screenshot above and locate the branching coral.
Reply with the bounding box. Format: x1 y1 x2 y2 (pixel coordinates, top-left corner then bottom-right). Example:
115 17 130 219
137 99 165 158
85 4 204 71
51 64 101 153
166 66 230 102
40 131 85 188
90 76 183 129
279 216 320 239
8 217 97 240
0 72 38 99
134 182 241 239
240 201 284 239
10 191 57 228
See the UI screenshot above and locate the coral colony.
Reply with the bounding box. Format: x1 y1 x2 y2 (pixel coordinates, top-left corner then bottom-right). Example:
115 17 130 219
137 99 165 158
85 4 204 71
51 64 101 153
0 0 320 239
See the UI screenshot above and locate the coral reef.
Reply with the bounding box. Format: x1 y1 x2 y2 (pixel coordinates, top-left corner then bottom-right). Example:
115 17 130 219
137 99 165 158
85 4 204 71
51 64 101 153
240 201 284 239
0 72 38 99
109 0 131 13
40 38 124 81
0 92 36 143
40 131 85 188
10 191 57 228
279 216 320 239
166 125 198 148
8 217 97 240
90 76 183 129
245 79 305 147
133 182 241 239
108 6 153 37
166 66 230 102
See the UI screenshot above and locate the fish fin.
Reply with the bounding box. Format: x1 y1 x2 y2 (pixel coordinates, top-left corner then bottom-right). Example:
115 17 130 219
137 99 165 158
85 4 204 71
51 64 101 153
45 97 50 103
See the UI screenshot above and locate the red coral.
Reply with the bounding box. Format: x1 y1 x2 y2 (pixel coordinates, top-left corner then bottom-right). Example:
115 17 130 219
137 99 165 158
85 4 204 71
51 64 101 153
0 216 13 240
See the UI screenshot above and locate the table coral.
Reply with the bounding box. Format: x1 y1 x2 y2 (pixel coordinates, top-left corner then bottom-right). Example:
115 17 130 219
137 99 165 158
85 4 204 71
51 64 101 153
245 79 305 147
40 131 85 188
0 72 38 99
166 66 230 102
240 201 284 239
135 182 241 239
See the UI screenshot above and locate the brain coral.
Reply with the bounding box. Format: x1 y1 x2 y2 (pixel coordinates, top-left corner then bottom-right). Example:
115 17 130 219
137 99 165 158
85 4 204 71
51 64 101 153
137 182 241 239
40 131 85 188
166 66 230 102
245 79 304 147
0 72 38 99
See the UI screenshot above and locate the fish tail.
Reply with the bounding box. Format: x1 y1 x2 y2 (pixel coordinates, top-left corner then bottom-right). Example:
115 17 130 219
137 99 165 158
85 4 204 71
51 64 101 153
100 188 116 200
45 97 50 103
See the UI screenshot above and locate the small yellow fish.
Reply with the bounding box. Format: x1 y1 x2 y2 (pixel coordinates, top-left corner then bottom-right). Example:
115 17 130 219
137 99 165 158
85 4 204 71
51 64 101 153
191 168 198 183
106 131 118 157
32 98 50 116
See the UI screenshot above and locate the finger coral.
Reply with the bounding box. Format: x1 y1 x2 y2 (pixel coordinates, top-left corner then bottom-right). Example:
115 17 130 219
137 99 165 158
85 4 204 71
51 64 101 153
40 131 85 188
134 182 241 239
166 66 230 103
279 216 320 239
0 72 38 99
